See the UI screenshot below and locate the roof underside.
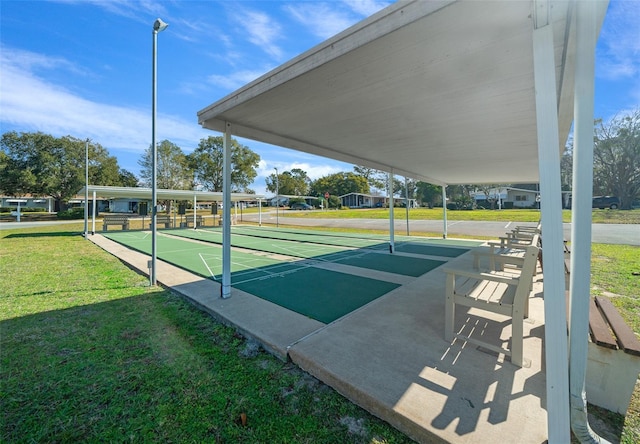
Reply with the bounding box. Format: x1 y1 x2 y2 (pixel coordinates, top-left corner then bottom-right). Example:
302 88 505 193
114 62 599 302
199 0 605 186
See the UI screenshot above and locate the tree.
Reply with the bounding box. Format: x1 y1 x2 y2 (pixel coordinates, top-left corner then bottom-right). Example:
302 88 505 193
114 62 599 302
353 165 386 191
416 182 441 208
398 178 417 200
1 132 128 211
474 184 502 209
265 168 310 196
0 148 37 197
447 184 474 210
139 140 192 190
310 172 369 198
118 169 139 187
186 136 260 192
592 110 640 209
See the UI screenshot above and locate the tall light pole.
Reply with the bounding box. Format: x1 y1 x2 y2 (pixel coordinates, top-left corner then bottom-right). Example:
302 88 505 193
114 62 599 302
274 167 279 228
84 139 89 239
151 17 168 286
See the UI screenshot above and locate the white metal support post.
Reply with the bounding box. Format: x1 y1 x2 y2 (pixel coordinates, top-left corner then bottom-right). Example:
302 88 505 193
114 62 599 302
405 177 410 236
91 191 96 235
193 194 197 230
569 1 608 442
442 186 447 239
532 9 570 442
151 17 168 286
388 171 394 253
84 139 89 239
221 122 232 298
274 167 279 227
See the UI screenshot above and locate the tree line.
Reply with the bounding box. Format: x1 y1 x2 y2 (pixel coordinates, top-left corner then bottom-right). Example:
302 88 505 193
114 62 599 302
1 108 637 211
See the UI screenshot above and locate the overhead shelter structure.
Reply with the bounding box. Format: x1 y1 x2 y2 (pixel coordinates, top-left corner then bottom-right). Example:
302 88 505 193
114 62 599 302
78 185 263 231
197 1 609 442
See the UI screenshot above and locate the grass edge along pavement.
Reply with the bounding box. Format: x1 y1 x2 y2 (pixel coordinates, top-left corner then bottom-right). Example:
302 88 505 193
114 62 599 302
0 223 415 443
1 223 638 443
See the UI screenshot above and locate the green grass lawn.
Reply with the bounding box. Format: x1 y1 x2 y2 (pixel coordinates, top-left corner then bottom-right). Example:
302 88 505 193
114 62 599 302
1 222 638 443
0 224 412 443
281 207 640 224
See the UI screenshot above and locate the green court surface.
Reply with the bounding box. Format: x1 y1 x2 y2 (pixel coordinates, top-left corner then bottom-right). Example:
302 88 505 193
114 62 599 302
165 228 447 277
233 267 400 324
102 231 401 323
392 243 468 257
103 231 282 279
232 225 483 250
329 252 444 277
231 226 390 249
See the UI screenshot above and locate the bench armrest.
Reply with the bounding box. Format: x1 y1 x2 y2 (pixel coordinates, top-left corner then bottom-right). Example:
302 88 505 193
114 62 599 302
443 266 521 286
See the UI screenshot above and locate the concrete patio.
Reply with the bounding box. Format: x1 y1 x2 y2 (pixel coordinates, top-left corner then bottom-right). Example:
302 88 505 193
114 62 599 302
90 232 549 443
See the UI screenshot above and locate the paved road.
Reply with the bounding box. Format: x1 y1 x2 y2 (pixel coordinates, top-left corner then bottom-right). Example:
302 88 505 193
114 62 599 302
239 212 640 246
2 215 638 245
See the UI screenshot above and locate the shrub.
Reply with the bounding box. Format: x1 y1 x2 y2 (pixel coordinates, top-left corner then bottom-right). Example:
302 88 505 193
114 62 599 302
57 207 86 220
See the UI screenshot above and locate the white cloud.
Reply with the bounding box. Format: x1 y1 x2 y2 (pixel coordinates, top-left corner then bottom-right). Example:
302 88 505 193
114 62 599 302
56 0 169 24
252 158 346 196
597 0 640 81
341 0 392 17
284 3 356 40
284 1 389 40
257 159 345 181
232 8 284 59
207 67 273 91
0 48 206 154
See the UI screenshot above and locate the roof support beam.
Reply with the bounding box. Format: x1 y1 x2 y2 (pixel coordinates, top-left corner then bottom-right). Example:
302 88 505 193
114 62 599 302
442 186 448 239
388 171 395 253
222 122 232 298
533 18 570 443
569 1 608 442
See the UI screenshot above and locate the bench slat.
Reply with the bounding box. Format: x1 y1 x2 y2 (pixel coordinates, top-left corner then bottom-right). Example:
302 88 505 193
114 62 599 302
588 298 618 350
595 296 640 356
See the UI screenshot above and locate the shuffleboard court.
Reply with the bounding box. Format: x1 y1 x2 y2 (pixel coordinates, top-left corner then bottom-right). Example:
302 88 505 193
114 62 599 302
233 267 400 324
166 228 352 259
103 231 283 280
234 225 483 249
231 226 389 249
392 243 468 257
166 228 447 277
330 252 445 277
102 231 402 323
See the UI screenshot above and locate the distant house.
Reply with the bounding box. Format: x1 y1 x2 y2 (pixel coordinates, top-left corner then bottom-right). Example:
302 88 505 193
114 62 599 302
339 192 418 208
339 192 380 208
470 187 539 209
269 195 316 207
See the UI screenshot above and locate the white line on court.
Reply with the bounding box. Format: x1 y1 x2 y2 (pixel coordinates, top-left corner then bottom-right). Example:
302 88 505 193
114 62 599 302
199 253 216 280
505 222 512 229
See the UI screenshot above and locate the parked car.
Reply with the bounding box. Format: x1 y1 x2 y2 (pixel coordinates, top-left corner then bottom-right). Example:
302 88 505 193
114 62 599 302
592 196 620 209
290 202 313 210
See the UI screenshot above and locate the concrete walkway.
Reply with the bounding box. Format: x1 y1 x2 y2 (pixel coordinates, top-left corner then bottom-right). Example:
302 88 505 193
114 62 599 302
90 233 548 443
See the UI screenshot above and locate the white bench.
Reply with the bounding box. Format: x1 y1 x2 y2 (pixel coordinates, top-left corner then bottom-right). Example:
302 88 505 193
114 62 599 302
472 233 540 275
444 245 539 367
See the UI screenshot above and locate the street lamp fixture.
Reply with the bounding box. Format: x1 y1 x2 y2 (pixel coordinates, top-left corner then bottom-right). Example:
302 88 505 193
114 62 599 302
151 17 168 286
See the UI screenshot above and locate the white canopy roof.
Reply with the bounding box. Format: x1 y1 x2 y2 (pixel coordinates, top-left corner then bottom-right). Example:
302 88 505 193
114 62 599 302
198 0 604 186
196 1 610 441
78 185 263 202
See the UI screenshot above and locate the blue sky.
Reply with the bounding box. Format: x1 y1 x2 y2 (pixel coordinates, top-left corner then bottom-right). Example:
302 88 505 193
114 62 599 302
1 0 639 196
